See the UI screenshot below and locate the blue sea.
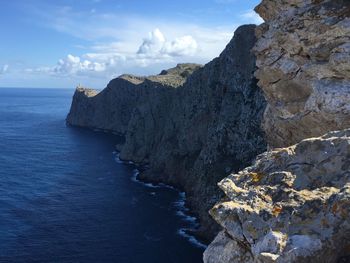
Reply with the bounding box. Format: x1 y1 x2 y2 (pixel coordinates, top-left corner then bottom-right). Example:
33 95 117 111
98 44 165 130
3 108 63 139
0 88 204 262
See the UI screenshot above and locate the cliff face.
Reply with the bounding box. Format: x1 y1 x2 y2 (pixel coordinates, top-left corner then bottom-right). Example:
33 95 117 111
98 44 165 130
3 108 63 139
204 0 350 262
67 25 267 241
254 0 350 148
121 25 267 239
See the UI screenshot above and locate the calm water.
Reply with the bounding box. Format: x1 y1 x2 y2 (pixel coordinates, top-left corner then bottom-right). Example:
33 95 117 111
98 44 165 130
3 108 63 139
0 88 204 262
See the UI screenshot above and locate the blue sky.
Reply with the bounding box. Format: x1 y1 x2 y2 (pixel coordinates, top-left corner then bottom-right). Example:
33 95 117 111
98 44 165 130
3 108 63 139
0 0 262 89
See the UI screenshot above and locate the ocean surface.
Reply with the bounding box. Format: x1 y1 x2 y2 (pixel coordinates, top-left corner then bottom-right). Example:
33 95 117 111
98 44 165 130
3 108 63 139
0 88 204 263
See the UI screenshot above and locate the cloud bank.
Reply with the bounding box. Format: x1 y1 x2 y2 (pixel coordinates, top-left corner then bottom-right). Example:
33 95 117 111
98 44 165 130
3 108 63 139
29 28 201 78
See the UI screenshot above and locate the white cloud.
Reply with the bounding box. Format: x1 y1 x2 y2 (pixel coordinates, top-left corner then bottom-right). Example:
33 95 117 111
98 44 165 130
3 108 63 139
28 29 202 78
30 55 108 77
27 4 234 59
22 5 238 82
55 55 107 75
240 10 264 24
137 29 166 55
162 35 198 56
137 29 198 57
0 64 9 74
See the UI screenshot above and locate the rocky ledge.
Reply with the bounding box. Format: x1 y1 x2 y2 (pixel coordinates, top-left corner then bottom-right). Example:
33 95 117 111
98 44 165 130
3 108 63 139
204 129 350 263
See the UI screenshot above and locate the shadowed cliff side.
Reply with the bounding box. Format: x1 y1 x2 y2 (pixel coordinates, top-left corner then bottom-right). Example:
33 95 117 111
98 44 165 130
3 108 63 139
67 25 267 242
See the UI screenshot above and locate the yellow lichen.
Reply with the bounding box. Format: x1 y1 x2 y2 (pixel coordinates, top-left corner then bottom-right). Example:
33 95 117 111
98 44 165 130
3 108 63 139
272 205 283 217
250 172 265 183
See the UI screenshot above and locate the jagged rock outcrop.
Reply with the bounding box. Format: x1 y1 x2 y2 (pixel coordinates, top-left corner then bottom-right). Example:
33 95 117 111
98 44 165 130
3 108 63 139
204 1 350 261
67 25 267 241
254 0 350 148
204 129 350 263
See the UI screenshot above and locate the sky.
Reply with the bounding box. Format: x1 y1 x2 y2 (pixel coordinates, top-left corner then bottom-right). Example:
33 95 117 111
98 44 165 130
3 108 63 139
0 0 263 89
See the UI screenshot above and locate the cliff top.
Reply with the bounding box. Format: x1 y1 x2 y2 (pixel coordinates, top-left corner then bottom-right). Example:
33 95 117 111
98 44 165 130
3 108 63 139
118 63 202 87
75 87 99 97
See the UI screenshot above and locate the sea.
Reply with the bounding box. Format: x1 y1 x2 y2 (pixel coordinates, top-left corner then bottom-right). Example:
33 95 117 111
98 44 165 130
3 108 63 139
0 88 205 263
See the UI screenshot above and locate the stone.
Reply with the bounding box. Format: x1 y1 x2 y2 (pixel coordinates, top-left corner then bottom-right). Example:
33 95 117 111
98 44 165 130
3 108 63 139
254 0 350 148
205 129 350 262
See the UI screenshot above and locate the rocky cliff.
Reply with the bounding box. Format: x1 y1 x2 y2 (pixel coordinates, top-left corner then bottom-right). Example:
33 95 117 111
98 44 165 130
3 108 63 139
67 0 350 259
67 25 267 241
204 0 350 262
204 129 350 263
67 63 200 134
254 0 350 148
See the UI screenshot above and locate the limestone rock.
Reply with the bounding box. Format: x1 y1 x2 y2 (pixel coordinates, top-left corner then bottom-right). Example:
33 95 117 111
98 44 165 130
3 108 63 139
254 0 350 148
205 129 350 262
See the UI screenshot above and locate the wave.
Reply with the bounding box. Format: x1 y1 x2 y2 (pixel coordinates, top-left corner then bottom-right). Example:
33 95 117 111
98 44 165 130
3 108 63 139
178 228 207 249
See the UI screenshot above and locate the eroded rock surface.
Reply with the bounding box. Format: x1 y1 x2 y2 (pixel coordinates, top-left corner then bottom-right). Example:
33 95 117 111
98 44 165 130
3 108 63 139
254 0 350 148
205 129 350 263
67 25 267 241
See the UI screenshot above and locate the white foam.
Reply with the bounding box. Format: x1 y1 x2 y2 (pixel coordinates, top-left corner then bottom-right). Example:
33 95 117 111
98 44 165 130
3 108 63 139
176 211 197 223
112 151 205 249
113 153 124 164
158 183 176 190
130 168 161 188
143 183 161 189
178 228 207 249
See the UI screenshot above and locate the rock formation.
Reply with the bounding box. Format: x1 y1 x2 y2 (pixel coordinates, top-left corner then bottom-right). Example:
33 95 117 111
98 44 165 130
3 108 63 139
67 25 267 241
67 63 200 134
204 0 350 262
254 0 350 148
204 129 350 263
68 0 350 259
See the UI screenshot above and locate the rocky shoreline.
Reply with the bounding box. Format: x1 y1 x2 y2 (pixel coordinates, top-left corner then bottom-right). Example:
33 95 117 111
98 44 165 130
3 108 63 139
67 0 350 261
